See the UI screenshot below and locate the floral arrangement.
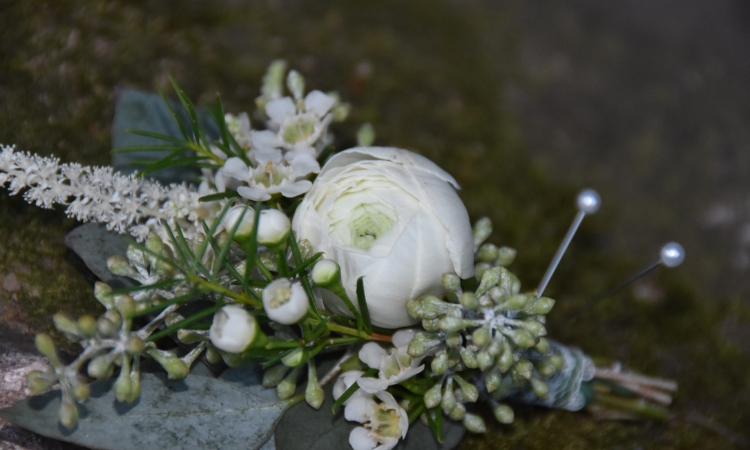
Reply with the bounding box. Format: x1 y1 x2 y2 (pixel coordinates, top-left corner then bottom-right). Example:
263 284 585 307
0 61 681 450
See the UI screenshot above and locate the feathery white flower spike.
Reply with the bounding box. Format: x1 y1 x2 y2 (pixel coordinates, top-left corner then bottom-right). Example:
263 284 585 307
0 144 214 242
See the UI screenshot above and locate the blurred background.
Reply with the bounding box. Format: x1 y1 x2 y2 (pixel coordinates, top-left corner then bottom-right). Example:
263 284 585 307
1 0 749 448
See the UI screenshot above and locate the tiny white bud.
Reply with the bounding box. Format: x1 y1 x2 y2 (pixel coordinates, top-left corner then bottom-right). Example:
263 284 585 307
311 259 341 288
222 205 256 242
263 278 309 325
209 305 263 353
257 209 291 249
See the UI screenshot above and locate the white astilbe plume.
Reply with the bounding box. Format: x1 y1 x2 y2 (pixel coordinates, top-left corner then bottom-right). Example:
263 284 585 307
0 144 214 241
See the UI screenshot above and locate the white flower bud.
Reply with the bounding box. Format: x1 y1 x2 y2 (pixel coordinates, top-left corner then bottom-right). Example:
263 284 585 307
463 413 487 433
209 305 264 353
263 278 309 325
311 259 341 288
257 209 291 250
222 205 256 241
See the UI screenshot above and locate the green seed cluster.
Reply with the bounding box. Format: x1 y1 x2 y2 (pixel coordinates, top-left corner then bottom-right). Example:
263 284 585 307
405 218 565 428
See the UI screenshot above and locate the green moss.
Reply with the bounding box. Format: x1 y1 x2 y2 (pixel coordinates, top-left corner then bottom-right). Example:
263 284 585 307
0 0 747 447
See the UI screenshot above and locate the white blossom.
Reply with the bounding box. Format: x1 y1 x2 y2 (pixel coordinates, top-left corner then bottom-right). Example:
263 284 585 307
333 370 409 450
356 329 425 394
262 278 309 325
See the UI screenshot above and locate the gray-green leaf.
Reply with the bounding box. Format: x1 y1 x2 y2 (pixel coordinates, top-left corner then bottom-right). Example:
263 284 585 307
64 223 134 288
0 371 288 450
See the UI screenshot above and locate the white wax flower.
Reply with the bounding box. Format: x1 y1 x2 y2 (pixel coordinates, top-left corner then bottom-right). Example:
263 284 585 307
257 209 291 248
221 205 255 240
262 278 309 324
209 305 259 353
356 329 424 394
333 370 409 450
292 147 475 328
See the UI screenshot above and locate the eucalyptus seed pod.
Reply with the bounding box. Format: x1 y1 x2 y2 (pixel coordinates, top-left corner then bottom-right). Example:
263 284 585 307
459 292 478 310
94 282 115 309
445 332 463 348
146 348 189 380
512 359 534 381
487 338 504 357
77 315 97 337
495 246 517 267
96 317 117 337
477 350 494 372
476 243 499 263
114 294 136 320
497 341 515 373
114 357 133 403
521 319 547 337
498 269 521 296
53 314 80 337
448 402 466 421
506 294 533 312
492 403 514 424
459 347 479 369
550 354 565 370
424 383 443 408
107 255 138 278
305 369 324 410
535 358 557 377
263 364 290 388
431 350 449 375
406 298 424 319
442 273 462 303
88 353 115 380
205 346 223 365
127 358 141 403
453 374 479 403
422 318 440 332
126 245 147 269
475 262 492 280
72 382 90 402
478 295 494 309
472 328 491 347
475 267 502 296
484 367 501 393
124 336 144 355
506 328 536 349
440 379 456 414
534 337 551 354
530 297 555 315
438 317 471 333
277 366 300 400
58 399 79 430
103 310 122 329
530 377 550 399
472 217 492 249
463 413 487 433
27 370 53 394
34 333 58 363
488 286 507 303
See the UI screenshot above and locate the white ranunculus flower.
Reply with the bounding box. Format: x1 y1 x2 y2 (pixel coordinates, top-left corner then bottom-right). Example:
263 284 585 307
292 147 474 328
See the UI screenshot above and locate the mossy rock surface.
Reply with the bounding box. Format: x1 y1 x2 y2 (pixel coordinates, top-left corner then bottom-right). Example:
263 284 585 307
1 1 748 448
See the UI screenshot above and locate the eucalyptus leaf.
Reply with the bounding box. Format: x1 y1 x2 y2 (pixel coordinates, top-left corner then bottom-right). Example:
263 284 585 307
0 372 288 450
275 383 465 450
64 223 134 289
111 89 219 184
